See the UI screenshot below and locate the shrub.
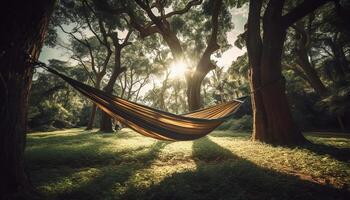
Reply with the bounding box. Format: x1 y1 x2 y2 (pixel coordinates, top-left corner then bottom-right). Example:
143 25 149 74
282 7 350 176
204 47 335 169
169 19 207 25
217 115 252 131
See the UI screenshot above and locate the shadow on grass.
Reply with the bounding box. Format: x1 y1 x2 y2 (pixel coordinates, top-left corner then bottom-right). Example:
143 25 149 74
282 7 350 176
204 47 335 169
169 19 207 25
121 137 348 200
298 142 350 162
27 130 96 146
26 137 120 169
209 131 251 139
26 129 159 169
51 141 168 200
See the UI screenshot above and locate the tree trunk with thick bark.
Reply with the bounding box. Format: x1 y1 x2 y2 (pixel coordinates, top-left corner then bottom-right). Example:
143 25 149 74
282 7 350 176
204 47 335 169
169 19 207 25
86 75 102 130
0 0 55 198
86 104 98 130
247 0 268 141
187 69 211 111
247 0 306 145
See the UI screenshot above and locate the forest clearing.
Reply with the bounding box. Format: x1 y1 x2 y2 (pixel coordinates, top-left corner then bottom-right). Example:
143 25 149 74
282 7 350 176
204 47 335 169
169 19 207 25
1 0 350 199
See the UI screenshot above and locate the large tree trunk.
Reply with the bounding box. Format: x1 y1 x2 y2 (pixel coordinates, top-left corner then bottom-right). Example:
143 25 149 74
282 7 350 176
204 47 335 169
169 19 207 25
247 0 268 141
247 0 306 145
100 109 113 132
187 72 206 111
162 30 206 112
86 104 97 130
86 76 102 130
100 47 124 133
0 0 55 198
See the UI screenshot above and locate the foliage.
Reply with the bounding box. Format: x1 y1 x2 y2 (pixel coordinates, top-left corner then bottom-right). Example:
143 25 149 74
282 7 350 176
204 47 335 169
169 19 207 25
217 115 252 131
36 0 350 132
318 77 350 116
29 60 90 131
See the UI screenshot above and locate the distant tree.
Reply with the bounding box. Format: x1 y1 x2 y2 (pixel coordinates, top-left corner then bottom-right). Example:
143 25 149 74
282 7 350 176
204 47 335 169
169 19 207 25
0 0 55 198
54 3 113 130
116 40 155 102
282 3 350 131
29 60 89 130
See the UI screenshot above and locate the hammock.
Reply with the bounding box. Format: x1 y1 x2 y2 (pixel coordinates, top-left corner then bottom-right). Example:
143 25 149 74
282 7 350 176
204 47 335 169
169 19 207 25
44 67 244 141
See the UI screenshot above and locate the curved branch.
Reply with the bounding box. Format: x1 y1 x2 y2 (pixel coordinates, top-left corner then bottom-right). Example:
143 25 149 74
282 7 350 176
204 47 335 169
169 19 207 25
196 0 222 72
122 29 133 47
282 0 331 28
58 25 89 47
163 0 202 19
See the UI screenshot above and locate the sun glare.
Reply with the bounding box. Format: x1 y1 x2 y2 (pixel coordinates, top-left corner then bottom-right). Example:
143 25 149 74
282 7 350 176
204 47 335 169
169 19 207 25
169 60 188 78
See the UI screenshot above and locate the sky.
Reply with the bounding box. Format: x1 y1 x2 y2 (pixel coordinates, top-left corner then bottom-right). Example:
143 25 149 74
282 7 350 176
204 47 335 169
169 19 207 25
215 5 248 67
40 5 248 68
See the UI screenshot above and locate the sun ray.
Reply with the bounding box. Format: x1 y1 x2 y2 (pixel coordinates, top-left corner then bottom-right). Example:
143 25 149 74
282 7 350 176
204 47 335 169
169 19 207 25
169 60 188 78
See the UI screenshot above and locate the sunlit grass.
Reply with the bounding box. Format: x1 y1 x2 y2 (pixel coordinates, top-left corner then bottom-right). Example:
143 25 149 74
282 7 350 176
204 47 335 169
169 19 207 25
26 128 350 199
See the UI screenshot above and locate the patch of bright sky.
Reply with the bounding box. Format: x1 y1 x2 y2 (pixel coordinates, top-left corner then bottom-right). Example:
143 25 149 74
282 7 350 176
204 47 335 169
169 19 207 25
40 24 77 64
214 4 248 68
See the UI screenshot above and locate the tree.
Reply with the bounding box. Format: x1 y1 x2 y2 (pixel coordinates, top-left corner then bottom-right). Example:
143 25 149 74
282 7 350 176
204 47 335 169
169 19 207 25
291 20 328 96
136 0 227 111
282 4 350 131
29 60 89 131
53 0 138 132
0 0 56 198
97 0 233 111
246 0 332 145
99 30 133 132
54 0 114 130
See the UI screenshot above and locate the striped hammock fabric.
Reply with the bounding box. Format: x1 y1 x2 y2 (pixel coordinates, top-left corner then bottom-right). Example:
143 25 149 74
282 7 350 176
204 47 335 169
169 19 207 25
46 67 244 141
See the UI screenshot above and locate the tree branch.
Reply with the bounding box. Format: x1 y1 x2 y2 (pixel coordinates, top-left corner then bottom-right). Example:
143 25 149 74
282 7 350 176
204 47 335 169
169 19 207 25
196 0 222 72
282 0 331 28
58 25 89 48
134 0 165 32
291 23 310 50
121 29 133 47
71 56 96 85
85 43 97 75
163 0 202 19
283 63 309 82
81 1 105 46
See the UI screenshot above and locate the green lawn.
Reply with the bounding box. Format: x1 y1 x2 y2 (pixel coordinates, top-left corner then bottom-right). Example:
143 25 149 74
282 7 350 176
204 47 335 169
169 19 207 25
26 128 350 200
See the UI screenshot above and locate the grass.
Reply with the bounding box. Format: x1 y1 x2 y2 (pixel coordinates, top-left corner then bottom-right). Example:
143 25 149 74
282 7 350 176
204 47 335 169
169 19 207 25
26 128 350 200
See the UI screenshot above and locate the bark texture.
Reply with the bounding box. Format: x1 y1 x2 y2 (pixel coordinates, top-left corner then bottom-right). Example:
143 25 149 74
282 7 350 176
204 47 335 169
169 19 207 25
0 0 55 198
246 0 329 145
